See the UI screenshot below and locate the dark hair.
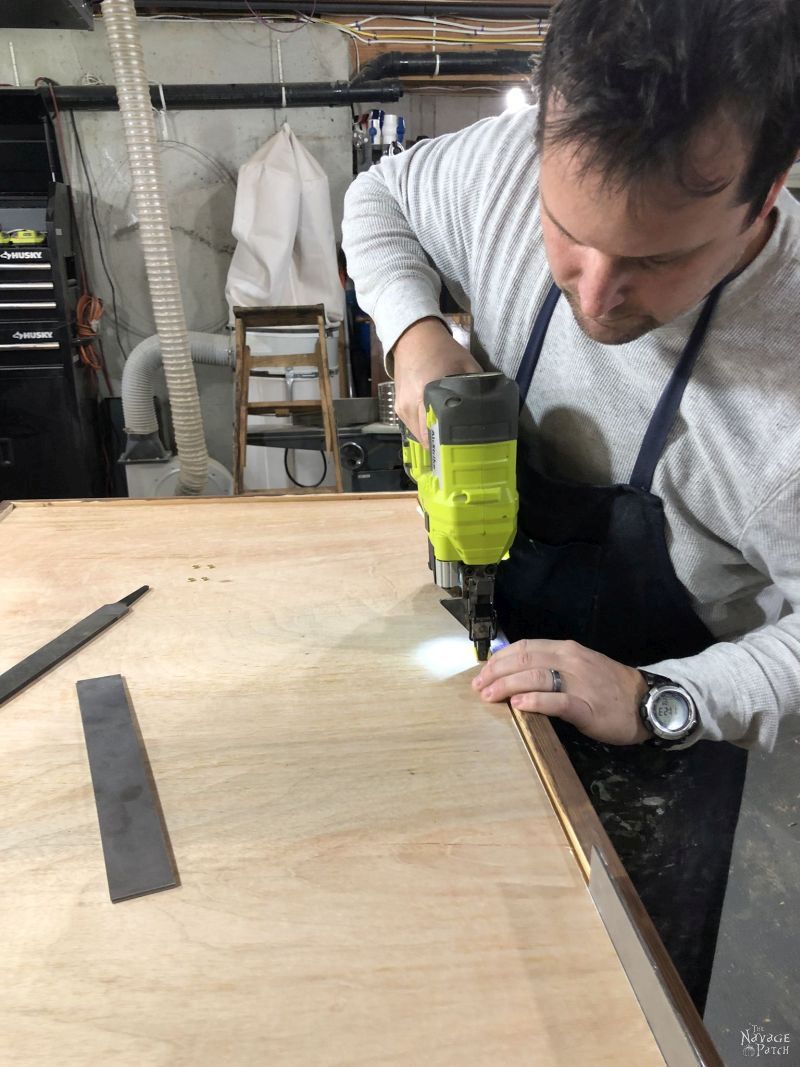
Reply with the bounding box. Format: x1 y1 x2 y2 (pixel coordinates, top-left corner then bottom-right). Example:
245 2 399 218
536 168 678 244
535 0 800 221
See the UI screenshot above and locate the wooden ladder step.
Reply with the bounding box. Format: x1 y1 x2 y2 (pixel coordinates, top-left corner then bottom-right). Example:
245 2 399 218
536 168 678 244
247 400 322 414
233 304 344 495
233 304 325 329
249 353 321 369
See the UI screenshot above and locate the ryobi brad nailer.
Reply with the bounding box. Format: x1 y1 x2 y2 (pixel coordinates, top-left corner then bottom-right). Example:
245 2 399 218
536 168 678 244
401 372 520 660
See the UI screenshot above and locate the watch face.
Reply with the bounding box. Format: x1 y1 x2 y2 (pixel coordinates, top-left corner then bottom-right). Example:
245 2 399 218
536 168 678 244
651 691 691 733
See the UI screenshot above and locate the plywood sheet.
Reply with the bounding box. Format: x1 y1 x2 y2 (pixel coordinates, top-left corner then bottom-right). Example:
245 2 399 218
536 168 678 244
0 497 664 1066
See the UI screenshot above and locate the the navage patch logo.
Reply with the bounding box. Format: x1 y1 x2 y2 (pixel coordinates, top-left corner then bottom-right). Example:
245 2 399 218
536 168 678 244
11 331 54 340
741 1024 793 1057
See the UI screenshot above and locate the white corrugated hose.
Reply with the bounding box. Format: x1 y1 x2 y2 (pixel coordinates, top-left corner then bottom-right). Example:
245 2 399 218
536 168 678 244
121 332 231 436
102 0 209 494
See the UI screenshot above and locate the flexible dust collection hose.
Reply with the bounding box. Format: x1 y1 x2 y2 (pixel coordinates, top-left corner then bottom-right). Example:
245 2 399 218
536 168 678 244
102 0 209 495
121 332 232 437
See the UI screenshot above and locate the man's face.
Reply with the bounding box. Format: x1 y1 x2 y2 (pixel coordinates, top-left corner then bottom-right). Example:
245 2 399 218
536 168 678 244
538 116 769 344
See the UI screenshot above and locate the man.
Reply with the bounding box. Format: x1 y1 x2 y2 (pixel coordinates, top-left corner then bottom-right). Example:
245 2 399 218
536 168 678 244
342 0 800 1012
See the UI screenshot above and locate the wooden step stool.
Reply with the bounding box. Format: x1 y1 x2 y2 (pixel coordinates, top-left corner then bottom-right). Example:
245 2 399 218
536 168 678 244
232 304 344 495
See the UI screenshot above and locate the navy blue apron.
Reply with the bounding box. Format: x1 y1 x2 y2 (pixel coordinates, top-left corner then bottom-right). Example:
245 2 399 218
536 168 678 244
495 281 748 1013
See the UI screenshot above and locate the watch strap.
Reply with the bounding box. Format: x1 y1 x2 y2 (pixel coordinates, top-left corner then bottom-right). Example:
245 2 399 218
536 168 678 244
639 669 671 689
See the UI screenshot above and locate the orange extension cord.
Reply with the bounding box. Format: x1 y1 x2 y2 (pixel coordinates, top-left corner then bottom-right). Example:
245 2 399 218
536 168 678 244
76 291 113 393
36 77 114 395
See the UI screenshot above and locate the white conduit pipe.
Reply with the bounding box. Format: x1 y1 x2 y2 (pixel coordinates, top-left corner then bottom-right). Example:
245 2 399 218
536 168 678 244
102 0 209 494
122 332 232 436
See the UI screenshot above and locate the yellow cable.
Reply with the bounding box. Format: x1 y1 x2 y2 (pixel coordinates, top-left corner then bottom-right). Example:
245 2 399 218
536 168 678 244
315 16 545 47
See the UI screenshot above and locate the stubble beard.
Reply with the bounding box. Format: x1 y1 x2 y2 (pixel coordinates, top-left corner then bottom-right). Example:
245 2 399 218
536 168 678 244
559 214 771 347
561 288 661 345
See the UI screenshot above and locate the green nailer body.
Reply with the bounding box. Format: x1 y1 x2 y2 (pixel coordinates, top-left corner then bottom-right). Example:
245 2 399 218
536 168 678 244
402 372 520 659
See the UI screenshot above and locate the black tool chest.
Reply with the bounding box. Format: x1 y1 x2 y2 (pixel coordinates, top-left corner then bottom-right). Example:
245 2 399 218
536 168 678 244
0 90 102 500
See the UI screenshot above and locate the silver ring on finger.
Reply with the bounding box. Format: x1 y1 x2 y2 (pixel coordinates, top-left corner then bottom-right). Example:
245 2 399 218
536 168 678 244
549 668 563 694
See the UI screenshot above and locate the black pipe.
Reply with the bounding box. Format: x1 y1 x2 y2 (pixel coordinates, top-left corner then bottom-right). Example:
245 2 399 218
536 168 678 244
51 81 403 111
350 50 535 87
134 2 552 18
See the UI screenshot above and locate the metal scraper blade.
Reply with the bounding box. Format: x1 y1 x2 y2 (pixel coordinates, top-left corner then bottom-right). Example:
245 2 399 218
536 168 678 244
77 674 178 903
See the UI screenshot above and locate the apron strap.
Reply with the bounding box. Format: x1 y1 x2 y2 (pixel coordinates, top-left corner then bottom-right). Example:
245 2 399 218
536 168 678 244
629 279 727 492
515 281 561 404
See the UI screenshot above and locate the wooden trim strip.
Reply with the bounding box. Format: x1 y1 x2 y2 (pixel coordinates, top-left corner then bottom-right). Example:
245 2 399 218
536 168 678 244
510 707 723 1067
510 706 594 880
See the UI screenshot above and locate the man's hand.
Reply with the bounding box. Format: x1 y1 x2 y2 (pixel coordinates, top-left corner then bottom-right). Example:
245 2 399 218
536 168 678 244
472 639 650 746
392 317 483 442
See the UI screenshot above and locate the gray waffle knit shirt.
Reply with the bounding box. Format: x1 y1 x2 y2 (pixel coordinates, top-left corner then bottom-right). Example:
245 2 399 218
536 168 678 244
341 106 800 751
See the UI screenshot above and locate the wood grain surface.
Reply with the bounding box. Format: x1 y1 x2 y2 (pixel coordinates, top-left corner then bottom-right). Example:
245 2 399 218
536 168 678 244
512 709 721 1066
0 497 664 1066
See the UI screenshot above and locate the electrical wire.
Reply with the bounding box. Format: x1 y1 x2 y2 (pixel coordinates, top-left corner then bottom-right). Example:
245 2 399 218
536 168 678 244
32 13 542 374
135 12 547 48
317 15 546 47
344 15 546 34
36 78 72 182
155 138 238 186
347 15 542 32
332 32 546 46
75 292 114 393
410 85 506 93
284 448 328 488
96 137 235 341
66 107 127 363
33 77 116 395
244 0 317 33
57 44 244 365
344 25 542 37
35 77 125 363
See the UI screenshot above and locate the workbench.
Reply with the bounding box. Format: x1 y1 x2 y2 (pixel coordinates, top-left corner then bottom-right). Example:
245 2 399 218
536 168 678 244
0 495 718 1065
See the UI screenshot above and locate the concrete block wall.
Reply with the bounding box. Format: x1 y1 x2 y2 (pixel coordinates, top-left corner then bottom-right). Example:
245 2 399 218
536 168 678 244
0 18 353 469
401 90 507 141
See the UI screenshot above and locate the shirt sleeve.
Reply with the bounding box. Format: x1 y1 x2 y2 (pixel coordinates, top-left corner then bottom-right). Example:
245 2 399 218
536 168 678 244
645 474 800 751
341 116 498 358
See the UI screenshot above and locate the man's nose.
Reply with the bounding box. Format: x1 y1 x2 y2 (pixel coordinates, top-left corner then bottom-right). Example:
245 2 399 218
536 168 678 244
576 251 629 319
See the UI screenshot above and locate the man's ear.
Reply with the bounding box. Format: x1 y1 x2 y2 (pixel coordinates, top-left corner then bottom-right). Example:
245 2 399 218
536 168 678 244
757 165 795 220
